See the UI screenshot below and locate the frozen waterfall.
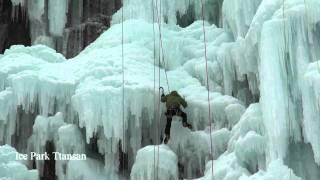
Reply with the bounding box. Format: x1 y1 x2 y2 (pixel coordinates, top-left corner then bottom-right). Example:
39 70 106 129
1 0 320 179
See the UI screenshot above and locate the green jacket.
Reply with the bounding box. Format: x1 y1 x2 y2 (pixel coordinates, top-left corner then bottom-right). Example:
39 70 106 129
161 91 188 109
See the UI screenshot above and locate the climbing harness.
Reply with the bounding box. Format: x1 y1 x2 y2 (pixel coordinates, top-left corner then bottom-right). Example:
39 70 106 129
165 108 180 119
200 0 214 179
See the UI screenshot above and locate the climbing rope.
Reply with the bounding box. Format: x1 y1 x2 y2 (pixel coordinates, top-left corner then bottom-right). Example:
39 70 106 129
157 1 161 178
151 0 159 179
282 1 292 180
151 0 164 179
200 0 214 179
121 1 127 177
154 0 170 93
152 0 156 177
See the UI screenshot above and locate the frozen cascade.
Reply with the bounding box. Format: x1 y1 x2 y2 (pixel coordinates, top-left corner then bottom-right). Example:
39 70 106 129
238 159 301 180
234 131 266 173
1 0 320 179
167 120 232 178
0 18 246 179
27 0 45 22
48 0 68 36
10 0 25 6
217 0 284 100
10 0 27 22
8 0 120 58
55 124 86 180
29 112 65 177
222 0 262 38
302 62 320 164
27 0 49 48
260 0 320 163
0 88 15 144
112 0 223 26
66 157 116 180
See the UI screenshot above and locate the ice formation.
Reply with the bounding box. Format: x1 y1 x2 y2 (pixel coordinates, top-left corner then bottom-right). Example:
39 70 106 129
1 0 320 179
10 0 25 6
11 0 65 37
131 145 178 180
66 158 113 180
48 0 68 36
0 145 38 180
7 0 120 58
112 0 223 25
303 61 320 164
199 158 301 180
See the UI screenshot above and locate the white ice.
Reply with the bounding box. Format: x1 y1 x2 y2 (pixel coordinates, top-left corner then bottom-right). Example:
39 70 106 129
131 145 178 180
48 0 68 36
2 0 320 179
0 145 38 180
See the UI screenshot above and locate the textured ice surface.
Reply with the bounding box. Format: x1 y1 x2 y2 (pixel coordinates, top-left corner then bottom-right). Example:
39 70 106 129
55 124 86 180
259 0 320 163
10 0 25 6
199 158 301 180
112 0 222 25
66 158 116 180
302 62 320 164
238 160 301 180
0 18 244 179
3 0 320 179
28 112 65 176
222 0 262 38
0 145 38 180
31 112 65 153
131 145 178 180
48 0 68 36
27 0 45 22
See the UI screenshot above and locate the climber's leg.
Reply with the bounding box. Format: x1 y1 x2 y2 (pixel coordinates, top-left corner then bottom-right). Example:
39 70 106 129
164 111 173 144
179 110 192 130
165 116 172 137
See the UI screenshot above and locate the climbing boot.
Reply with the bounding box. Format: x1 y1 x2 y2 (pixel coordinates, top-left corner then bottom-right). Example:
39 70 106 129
164 135 170 144
183 122 192 130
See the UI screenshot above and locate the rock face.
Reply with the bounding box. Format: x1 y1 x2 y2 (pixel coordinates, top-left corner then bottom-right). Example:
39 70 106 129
0 0 31 53
62 0 122 58
0 0 121 58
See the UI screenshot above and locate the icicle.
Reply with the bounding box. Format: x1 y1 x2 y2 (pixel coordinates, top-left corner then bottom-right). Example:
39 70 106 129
48 0 69 36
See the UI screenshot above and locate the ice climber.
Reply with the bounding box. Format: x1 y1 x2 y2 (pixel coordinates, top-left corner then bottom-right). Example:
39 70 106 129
161 90 192 144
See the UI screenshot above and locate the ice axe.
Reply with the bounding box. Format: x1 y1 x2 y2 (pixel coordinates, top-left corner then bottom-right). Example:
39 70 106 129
159 87 164 95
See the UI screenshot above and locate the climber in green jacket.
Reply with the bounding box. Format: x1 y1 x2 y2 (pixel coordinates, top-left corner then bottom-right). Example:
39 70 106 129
161 90 192 144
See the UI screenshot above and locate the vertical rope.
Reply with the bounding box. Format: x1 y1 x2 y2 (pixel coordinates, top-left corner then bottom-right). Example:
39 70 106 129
157 1 161 178
152 0 156 177
121 0 126 178
200 0 214 179
154 0 170 93
282 1 292 180
155 0 164 179
151 0 158 179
